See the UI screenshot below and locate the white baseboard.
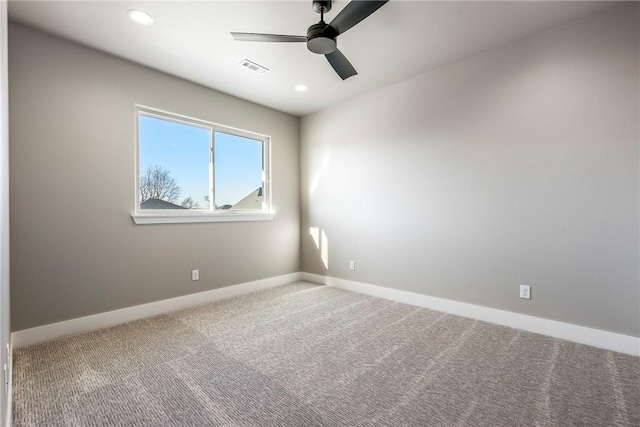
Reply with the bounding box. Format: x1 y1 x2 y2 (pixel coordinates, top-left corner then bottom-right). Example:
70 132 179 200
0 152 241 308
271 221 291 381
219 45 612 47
11 272 302 348
11 271 640 357
301 272 640 357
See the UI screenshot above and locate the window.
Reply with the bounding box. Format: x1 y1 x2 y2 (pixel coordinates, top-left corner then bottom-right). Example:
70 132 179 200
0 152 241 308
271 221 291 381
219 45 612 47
132 106 272 224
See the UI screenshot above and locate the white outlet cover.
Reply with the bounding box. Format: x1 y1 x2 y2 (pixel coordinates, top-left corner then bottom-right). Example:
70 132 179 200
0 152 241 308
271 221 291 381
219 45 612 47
191 270 199 281
519 285 531 299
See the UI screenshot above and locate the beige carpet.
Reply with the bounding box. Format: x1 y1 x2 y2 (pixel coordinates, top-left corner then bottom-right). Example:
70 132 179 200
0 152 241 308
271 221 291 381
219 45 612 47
12 281 640 426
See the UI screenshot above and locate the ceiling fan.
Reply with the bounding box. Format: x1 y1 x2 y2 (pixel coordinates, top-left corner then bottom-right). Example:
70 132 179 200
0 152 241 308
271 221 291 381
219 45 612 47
231 0 389 80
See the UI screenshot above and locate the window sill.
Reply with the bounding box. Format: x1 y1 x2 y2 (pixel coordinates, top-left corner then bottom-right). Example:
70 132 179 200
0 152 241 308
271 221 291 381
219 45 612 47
131 212 275 225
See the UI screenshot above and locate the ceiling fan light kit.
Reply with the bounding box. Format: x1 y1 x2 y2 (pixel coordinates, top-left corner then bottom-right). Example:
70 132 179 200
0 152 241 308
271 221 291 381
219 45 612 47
307 22 337 54
231 0 389 80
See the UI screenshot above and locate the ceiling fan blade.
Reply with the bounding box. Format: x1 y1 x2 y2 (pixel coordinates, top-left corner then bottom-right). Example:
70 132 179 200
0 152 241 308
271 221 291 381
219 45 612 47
231 32 307 43
325 49 357 80
328 0 388 36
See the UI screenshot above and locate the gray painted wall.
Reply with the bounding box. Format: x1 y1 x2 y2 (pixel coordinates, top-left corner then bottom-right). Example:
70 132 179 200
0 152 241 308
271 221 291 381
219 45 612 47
9 23 300 331
0 2 10 423
300 4 640 337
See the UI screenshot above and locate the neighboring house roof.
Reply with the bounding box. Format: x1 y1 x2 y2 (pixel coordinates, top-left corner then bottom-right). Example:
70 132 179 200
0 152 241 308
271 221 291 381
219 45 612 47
141 189 263 211
140 198 186 209
230 187 263 210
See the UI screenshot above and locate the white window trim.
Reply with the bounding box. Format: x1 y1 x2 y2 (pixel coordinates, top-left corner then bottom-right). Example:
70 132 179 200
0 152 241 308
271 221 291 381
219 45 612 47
132 105 274 224
131 211 275 225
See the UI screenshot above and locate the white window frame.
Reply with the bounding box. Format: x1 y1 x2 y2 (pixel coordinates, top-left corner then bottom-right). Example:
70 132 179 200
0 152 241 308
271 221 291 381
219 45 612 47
132 105 273 224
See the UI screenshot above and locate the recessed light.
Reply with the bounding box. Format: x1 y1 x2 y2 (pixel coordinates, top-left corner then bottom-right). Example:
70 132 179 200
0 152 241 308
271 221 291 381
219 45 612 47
128 9 154 25
294 84 308 92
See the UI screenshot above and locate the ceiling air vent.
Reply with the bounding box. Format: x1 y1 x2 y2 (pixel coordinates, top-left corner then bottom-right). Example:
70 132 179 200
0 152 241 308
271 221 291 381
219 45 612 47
239 59 268 74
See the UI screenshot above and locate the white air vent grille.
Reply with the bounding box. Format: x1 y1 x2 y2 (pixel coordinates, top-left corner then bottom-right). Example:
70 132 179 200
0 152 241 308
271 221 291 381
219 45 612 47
239 59 268 74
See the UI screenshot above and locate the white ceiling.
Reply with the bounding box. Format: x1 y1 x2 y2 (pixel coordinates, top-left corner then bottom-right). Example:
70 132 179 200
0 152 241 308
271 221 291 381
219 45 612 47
8 0 626 117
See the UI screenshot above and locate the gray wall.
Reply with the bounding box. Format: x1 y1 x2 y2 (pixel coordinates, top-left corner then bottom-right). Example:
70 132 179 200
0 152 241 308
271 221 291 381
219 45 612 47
300 4 640 337
0 2 10 423
9 23 300 331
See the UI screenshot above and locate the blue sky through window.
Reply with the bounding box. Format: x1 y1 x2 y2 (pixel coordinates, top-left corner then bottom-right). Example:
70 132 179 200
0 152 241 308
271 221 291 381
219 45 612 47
139 114 263 208
214 132 263 207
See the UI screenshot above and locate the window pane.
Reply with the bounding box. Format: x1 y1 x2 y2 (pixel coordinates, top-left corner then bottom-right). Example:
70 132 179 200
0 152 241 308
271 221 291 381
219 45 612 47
214 132 264 210
139 115 211 210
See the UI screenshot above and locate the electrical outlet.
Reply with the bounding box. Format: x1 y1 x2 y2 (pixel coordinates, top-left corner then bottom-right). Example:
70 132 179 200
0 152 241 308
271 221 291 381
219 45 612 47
349 261 355 271
191 269 199 281
4 343 8 395
520 285 531 300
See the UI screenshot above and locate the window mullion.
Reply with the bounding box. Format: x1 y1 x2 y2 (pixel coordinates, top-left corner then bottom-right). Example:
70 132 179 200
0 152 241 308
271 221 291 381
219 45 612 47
209 129 215 212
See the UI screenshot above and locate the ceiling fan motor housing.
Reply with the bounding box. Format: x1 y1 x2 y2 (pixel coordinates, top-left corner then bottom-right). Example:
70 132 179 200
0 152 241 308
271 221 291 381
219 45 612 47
307 22 337 54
